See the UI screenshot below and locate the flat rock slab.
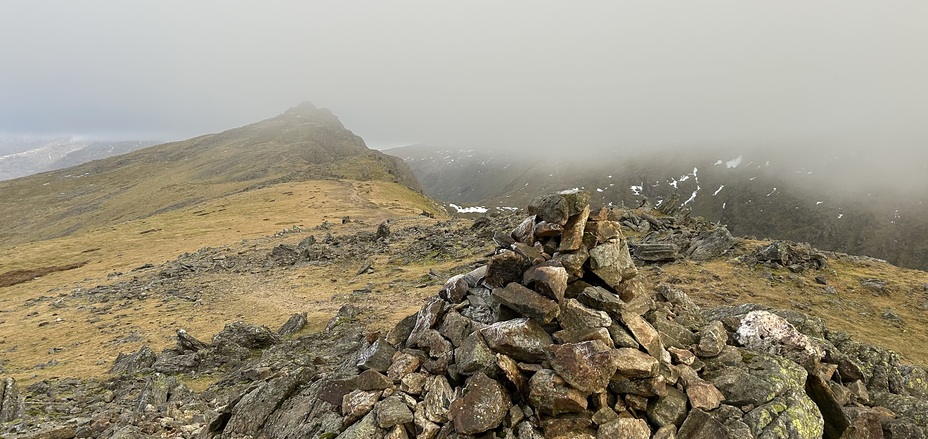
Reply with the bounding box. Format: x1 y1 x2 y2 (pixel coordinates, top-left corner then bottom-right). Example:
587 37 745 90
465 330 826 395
549 340 619 393
480 318 553 363
492 282 560 324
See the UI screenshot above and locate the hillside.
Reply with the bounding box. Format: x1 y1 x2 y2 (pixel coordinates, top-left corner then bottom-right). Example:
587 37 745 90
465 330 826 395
1 190 926 438
0 103 421 247
390 145 928 271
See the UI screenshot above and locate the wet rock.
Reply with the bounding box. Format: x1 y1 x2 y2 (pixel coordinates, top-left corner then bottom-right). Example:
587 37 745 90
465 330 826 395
277 312 308 336
492 282 560 324
480 318 553 363
448 373 510 434
528 369 588 415
549 340 620 393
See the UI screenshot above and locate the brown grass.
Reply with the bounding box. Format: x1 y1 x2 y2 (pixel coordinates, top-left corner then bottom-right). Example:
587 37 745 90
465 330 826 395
0 261 87 288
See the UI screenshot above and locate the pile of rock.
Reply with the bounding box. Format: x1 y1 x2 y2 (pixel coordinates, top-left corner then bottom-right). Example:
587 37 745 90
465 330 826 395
337 190 927 439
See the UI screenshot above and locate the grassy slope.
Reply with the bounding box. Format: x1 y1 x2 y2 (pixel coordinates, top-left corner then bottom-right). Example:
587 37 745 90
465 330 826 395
0 179 443 383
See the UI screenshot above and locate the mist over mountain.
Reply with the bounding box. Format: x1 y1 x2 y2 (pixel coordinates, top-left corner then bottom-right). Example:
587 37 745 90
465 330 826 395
0 138 159 181
392 144 928 270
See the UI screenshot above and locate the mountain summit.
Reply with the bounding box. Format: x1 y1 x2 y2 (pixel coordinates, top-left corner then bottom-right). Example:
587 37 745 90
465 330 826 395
0 104 420 246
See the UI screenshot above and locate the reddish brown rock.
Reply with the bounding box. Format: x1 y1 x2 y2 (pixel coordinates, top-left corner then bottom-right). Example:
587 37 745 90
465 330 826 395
613 348 660 378
597 417 651 439
560 205 591 251
621 312 665 359
549 340 620 393
523 264 569 303
485 250 532 288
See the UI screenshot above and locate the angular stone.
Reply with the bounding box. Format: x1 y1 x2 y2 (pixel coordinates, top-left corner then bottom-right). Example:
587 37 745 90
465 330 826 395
399 372 428 395
549 340 620 393
553 327 614 348
613 348 660 378
554 247 589 279
736 310 824 368
358 369 394 391
542 414 597 439
528 369 588 415
497 353 527 395
652 312 699 349
647 387 688 428
522 264 569 303
589 240 638 287
375 395 414 429
687 227 738 261
481 318 553 363
386 313 417 348
438 274 469 304
560 299 612 330
609 375 668 398
586 219 623 244
437 310 475 348
677 408 736 439
422 375 453 423
342 389 380 426
357 338 397 372
513 242 547 265
407 298 446 348
448 373 511 435
696 320 727 358
417 330 453 375
608 323 640 349
511 215 536 245
493 282 560 324
653 425 677 439
485 250 532 289
560 205 591 251
534 221 564 237
621 312 665 359
805 373 850 439
684 379 725 411
577 286 626 318
597 417 651 439
592 407 620 426
668 347 696 366
385 425 409 439
336 411 381 439
387 352 420 381
633 243 680 262
528 190 590 225
455 333 499 376
176 329 209 352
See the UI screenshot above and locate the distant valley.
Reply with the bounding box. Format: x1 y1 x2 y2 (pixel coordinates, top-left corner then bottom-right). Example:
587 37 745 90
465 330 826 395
0 137 159 181
390 144 928 271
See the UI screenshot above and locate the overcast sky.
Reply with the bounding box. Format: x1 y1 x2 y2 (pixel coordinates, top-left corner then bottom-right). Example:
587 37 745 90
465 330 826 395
1 1 926 154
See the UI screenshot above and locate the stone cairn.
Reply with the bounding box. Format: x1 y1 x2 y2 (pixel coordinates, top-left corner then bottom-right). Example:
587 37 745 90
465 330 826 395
340 190 925 439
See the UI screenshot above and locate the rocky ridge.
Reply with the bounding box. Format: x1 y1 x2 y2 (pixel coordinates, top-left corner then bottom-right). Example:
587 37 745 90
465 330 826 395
2 191 927 438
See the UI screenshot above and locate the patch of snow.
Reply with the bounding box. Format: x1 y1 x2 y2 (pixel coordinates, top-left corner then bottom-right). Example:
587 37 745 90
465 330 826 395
766 188 777 197
749 177 757 181
683 190 697 205
765 161 770 167
722 202 726 209
496 206 518 212
679 175 690 182
596 188 604 192
557 188 581 194
630 185 643 195
714 160 723 165
669 179 678 189
816 201 823 205
607 175 613 178
838 214 844 219
449 203 488 214
713 185 724 196
726 155 743 168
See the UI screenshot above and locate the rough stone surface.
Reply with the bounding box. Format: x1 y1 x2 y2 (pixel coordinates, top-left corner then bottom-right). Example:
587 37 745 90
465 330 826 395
492 282 560 324
548 340 619 393
529 369 588 415
597 417 651 439
448 373 510 435
589 240 638 287
480 318 553 363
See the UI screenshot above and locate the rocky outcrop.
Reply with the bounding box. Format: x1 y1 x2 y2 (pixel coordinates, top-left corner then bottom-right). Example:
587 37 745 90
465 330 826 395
4 190 927 439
